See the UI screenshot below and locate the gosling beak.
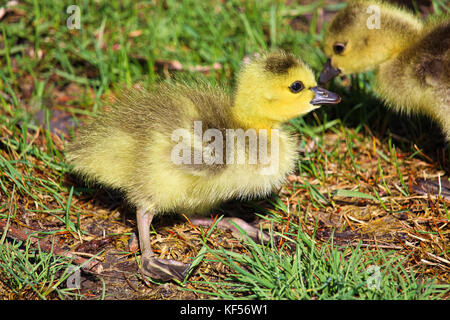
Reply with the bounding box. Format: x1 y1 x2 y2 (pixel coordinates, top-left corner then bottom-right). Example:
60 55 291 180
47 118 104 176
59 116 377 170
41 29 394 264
309 86 341 105
318 58 341 85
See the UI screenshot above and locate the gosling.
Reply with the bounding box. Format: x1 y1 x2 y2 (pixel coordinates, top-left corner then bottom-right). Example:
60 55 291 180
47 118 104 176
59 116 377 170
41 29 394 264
319 0 450 141
67 51 341 281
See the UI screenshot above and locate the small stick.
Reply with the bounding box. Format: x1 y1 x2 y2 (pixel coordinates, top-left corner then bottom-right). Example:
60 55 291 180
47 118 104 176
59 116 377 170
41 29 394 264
342 213 355 231
0 220 103 274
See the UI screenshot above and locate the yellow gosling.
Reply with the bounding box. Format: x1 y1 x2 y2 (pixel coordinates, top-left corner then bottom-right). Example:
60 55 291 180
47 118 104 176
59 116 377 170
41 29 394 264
319 0 450 140
66 51 341 281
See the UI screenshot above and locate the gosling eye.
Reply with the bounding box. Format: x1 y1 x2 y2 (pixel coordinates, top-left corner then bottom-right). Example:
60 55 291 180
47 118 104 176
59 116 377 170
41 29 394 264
333 42 346 54
289 81 304 93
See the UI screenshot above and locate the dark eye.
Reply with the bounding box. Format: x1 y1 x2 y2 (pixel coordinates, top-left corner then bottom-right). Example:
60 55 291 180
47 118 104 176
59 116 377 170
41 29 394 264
289 81 304 93
333 42 346 54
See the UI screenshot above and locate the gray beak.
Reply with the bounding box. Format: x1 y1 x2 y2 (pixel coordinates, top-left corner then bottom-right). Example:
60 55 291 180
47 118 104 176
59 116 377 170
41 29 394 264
309 86 341 105
318 58 341 85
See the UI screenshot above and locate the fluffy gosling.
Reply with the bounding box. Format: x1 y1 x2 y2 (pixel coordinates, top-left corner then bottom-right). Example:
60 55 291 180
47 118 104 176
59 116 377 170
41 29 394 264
319 0 450 141
67 51 341 281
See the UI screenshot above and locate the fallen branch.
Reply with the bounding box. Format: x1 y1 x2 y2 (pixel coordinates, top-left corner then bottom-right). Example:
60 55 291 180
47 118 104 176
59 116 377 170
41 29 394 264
0 220 103 274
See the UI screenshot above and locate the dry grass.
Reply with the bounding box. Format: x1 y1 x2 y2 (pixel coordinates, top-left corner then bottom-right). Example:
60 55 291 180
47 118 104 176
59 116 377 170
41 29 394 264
1 121 448 299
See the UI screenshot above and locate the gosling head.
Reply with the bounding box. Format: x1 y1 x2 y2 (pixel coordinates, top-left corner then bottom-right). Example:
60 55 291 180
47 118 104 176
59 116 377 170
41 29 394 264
234 51 341 128
319 0 423 84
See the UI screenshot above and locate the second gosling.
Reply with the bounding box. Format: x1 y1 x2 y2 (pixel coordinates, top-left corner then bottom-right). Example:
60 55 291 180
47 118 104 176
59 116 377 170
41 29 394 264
319 0 450 141
66 51 341 281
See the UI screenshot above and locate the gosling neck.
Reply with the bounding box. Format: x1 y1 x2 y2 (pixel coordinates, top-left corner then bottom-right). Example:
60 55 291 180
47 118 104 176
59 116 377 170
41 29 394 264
377 11 423 61
231 97 279 131
386 32 421 61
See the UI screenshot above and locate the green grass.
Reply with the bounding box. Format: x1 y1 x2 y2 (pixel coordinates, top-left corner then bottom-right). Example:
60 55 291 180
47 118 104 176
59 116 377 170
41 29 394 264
0 238 82 299
0 0 449 299
188 219 447 299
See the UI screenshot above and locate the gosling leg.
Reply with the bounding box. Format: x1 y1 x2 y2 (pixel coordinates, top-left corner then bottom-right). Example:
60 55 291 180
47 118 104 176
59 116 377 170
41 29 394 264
137 207 190 281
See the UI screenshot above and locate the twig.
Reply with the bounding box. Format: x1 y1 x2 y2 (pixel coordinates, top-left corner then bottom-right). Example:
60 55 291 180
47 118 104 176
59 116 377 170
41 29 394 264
342 213 355 231
424 252 450 266
0 220 103 274
68 251 104 260
349 242 403 250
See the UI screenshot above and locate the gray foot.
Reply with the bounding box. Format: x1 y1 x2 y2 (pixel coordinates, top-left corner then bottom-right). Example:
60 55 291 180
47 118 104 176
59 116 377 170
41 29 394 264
412 177 450 200
140 256 190 282
191 217 271 243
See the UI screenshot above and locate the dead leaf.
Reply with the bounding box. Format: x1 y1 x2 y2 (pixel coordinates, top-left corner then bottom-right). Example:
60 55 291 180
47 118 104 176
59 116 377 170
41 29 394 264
128 30 143 37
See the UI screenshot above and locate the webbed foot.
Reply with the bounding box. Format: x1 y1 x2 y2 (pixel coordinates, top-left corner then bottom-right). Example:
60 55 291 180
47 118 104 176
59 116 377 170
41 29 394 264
140 256 190 282
412 177 450 201
191 217 271 243
136 206 191 282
